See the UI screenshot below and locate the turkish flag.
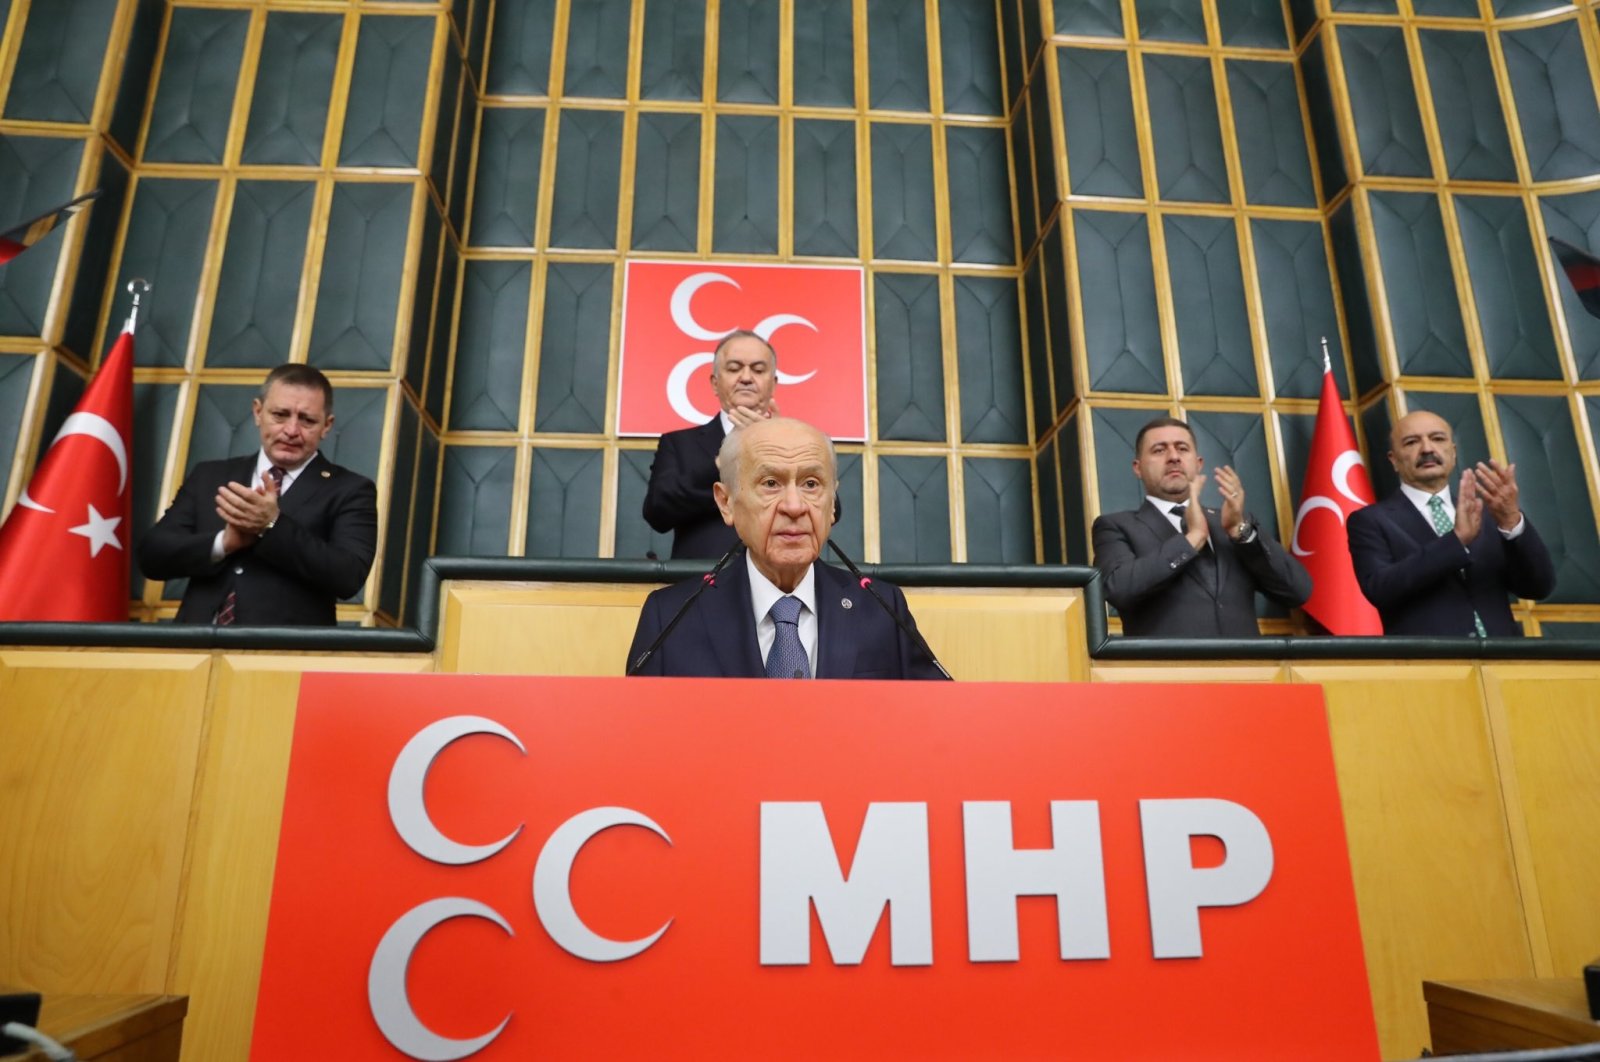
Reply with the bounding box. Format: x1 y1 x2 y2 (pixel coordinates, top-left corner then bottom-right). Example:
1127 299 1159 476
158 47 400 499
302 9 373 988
0 325 134 621
1291 364 1382 635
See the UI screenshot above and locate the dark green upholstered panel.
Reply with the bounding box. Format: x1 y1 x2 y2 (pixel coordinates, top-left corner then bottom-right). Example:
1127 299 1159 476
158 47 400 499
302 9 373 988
405 208 443 397
1144 54 1227 203
1503 18 1600 182
714 115 779 254
339 15 432 168
945 126 1012 265
526 446 603 558
190 384 265 465
1339 26 1431 178
1165 214 1255 398
379 398 420 617
1419 30 1516 183
963 457 1034 564
435 444 515 556
1360 400 1396 499
615 449 676 560
1186 410 1290 617
1011 100 1038 251
955 275 1026 444
867 0 929 112
633 112 700 252
1370 191 1471 378
832 452 865 562
0 354 36 508
1061 416 1088 564
565 0 630 99
1539 190 1600 380
1541 622 1600 640
317 385 386 485
1134 0 1205 43
109 0 162 154
1074 209 1164 394
1287 0 1318 43
1055 0 1121 38
129 379 178 598
1019 0 1041 73
485 0 555 95
208 181 314 369
402 426 441 624
874 272 945 442
793 0 855 108
1090 406 1155 515
535 262 612 434
1227 60 1316 208
793 119 857 259
1036 439 1062 564
1402 390 1486 474
939 0 1002 117
1277 408 1317 525
466 0 490 84
997 0 1022 110
719 0 779 104
471 107 544 247
1042 225 1074 412
1332 0 1396 13
549 109 622 249
241 12 341 167
1498 394 1600 604
1251 218 1348 401
639 0 704 101
64 147 129 360
1022 258 1052 440
1413 0 1480 12
878 455 951 563
309 182 411 371
1328 201 1382 396
424 237 458 424
1056 48 1145 201
870 123 937 261
0 134 85 338
1028 71 1059 210
116 178 218 368
1455 195 1560 380
3 0 117 122
446 70 474 239
1299 37 1348 196
448 259 529 431
430 47 464 212
37 361 84 466
1218 0 1289 50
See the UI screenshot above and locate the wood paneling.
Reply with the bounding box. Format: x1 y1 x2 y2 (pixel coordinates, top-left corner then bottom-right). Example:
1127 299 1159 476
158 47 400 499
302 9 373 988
901 587 1086 681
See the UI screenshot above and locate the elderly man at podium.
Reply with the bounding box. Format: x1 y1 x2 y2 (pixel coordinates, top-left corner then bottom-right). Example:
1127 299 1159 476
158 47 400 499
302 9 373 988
627 417 947 680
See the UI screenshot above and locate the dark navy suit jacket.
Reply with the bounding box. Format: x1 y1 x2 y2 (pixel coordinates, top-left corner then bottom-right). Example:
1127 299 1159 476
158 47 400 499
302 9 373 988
138 452 377 625
626 557 948 679
1346 491 1556 636
642 418 740 559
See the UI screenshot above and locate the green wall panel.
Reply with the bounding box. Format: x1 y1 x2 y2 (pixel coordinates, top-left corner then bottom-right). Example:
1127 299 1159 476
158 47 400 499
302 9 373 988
955 275 1026 444
471 107 544 248
867 0 930 112
143 7 248 164
632 112 700 252
309 182 412 371
963 456 1034 564
208 180 315 369
874 272 946 442
525 446 603 557
534 262 611 434
878 454 950 563
243 12 342 167
1498 394 1600 604
639 0 705 101
339 15 433 168
435 444 515 556
116 178 219 368
718 0 779 105
449 259 530 431
3 0 117 123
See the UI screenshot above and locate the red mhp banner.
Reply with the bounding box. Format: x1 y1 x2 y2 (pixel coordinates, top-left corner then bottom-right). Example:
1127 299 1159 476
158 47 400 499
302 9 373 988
252 677 1376 1061
616 260 867 439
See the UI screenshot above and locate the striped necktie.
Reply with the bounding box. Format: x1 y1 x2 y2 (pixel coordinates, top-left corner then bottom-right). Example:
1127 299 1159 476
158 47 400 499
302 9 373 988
1426 495 1487 637
765 595 810 679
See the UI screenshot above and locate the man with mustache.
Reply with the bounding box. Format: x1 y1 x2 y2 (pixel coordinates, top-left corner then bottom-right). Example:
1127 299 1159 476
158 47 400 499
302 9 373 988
643 329 779 559
1346 409 1555 636
1092 416 1311 637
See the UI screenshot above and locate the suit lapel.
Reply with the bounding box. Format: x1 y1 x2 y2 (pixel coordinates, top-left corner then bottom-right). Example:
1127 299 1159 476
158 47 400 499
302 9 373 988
277 452 331 519
1206 511 1228 598
1141 500 1219 597
693 418 725 467
697 558 763 677
814 563 861 679
1387 492 1437 547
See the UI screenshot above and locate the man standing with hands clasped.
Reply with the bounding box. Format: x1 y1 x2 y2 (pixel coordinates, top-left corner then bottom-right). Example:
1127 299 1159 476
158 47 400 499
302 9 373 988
1092 416 1311 637
1346 409 1555 636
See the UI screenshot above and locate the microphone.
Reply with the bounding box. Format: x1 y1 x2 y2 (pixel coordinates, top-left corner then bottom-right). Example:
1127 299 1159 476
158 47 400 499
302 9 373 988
627 542 744 676
825 540 952 680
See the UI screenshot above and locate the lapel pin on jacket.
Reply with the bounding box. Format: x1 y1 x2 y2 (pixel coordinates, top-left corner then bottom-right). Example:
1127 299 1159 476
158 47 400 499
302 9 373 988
841 597 852 610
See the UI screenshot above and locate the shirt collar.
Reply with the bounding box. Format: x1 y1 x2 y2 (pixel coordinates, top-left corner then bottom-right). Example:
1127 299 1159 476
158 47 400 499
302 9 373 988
255 448 316 490
745 552 817 623
1398 480 1451 514
719 409 735 436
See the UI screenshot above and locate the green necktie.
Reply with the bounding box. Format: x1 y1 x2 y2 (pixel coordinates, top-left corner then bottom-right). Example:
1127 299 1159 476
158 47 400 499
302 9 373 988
1427 495 1487 638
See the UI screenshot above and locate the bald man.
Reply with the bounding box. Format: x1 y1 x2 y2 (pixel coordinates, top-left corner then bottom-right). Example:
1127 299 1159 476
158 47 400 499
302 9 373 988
1346 410 1555 636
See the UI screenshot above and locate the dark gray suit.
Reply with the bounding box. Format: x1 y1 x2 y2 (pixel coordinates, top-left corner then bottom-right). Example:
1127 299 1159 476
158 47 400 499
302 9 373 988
642 417 740 559
1092 501 1312 637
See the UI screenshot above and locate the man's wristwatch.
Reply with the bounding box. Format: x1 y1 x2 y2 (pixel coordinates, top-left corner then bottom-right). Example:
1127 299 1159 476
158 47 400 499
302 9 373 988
1232 517 1258 543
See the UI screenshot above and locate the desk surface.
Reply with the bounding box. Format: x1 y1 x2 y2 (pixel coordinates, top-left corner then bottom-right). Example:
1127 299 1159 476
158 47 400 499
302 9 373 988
21 993 187 1062
1424 978 1599 1054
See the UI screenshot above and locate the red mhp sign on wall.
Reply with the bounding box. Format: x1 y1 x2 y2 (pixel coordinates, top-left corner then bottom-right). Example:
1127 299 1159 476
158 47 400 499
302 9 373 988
615 260 867 439
251 677 1377 1061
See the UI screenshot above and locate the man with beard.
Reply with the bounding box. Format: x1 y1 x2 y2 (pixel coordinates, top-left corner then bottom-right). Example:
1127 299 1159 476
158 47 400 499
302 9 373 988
1346 409 1555 636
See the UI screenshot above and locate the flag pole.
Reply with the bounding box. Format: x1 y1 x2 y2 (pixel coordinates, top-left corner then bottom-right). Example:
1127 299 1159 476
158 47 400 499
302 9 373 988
1319 335 1331 375
125 277 149 333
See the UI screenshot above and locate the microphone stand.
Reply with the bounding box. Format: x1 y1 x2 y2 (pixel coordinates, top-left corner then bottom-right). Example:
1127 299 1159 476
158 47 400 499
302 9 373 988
826 540 952 680
627 543 744 676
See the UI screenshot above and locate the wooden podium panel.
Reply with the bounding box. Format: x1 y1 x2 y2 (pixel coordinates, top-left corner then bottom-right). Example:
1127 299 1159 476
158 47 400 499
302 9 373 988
1424 979 1600 1054
22 993 187 1061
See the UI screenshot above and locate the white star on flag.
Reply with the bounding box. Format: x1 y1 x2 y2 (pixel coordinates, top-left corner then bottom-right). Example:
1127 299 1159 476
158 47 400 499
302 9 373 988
68 503 123 557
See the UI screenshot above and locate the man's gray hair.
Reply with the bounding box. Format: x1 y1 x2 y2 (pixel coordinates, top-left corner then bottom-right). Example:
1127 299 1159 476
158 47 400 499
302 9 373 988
717 418 838 498
713 329 777 370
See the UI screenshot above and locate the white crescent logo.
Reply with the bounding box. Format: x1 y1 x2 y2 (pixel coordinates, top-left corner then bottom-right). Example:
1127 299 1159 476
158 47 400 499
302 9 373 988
666 351 717 424
1331 450 1371 506
388 716 526 865
1291 450 1372 557
753 313 819 384
18 412 129 514
670 272 740 340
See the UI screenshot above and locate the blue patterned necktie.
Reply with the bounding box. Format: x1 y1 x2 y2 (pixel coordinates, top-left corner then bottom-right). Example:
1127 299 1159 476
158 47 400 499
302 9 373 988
1427 495 1488 637
765 595 810 678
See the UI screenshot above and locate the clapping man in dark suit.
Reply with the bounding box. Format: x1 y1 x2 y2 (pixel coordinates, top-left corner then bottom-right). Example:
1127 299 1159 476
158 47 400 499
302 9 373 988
1092 416 1311 637
643 329 779 558
139 363 377 625
628 417 946 679
1346 410 1555 636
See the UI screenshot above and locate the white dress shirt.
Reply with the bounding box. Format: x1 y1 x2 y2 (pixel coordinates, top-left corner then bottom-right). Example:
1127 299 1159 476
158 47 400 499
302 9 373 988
1397 481 1524 540
745 552 818 677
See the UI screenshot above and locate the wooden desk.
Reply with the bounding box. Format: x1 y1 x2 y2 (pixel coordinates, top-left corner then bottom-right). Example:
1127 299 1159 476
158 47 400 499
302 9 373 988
1425 979 1599 1055
18 994 187 1062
